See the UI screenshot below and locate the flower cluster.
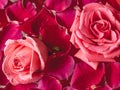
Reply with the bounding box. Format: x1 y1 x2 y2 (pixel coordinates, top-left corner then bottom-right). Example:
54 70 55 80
0 0 120 90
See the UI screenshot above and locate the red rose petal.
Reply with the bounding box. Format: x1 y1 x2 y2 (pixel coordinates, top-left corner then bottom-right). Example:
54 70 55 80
38 75 62 90
45 56 75 80
44 0 72 12
105 62 120 89
5 83 37 90
6 0 36 22
71 62 105 90
0 0 8 9
56 8 75 28
0 22 22 50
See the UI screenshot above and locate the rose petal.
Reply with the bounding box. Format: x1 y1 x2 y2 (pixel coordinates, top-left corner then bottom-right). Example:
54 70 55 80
44 0 72 12
45 55 75 80
38 75 62 90
5 83 37 90
94 84 112 90
56 8 75 28
63 86 77 90
0 21 22 50
105 62 120 89
71 62 105 90
6 0 36 22
0 0 8 9
0 10 8 28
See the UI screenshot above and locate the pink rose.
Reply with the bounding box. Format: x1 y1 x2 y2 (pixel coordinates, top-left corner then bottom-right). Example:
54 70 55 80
70 3 120 69
2 36 48 85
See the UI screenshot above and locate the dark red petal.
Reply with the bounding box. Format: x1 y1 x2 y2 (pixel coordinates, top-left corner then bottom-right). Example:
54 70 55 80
105 62 120 89
0 60 9 85
0 10 8 28
5 83 37 90
71 62 105 90
38 75 62 90
45 56 75 80
0 22 22 50
44 0 72 12
63 86 77 90
56 8 75 28
0 0 8 9
94 84 112 90
6 0 36 22
107 0 120 10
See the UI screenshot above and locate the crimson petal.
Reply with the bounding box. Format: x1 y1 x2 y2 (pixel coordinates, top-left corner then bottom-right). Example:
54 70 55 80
5 83 37 90
94 84 112 90
0 22 22 50
71 62 105 90
38 75 62 90
45 56 75 80
56 8 75 28
6 0 36 22
105 62 120 89
44 0 72 12
0 0 8 9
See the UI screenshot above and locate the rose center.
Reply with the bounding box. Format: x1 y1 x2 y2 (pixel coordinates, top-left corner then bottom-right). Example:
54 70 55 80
90 20 111 39
13 58 23 70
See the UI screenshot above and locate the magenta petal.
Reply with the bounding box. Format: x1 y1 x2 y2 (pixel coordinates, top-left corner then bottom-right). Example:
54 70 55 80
38 76 62 90
0 22 22 50
94 84 112 90
56 8 75 28
0 10 8 28
45 56 75 80
63 86 77 90
6 0 36 22
71 62 105 90
0 60 9 85
44 0 72 12
0 0 8 9
5 83 37 90
105 62 120 89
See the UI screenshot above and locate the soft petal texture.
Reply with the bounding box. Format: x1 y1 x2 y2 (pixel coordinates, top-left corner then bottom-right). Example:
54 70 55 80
63 86 77 90
44 0 72 12
2 37 48 85
6 0 36 22
5 83 37 90
0 21 22 50
20 8 71 56
45 56 75 80
105 62 120 89
38 76 62 90
107 0 120 10
70 3 120 69
0 0 8 9
0 10 8 28
71 62 105 90
94 84 112 90
56 8 75 28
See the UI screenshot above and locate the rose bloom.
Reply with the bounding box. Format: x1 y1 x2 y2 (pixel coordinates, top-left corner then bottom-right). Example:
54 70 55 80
70 3 120 69
2 36 48 85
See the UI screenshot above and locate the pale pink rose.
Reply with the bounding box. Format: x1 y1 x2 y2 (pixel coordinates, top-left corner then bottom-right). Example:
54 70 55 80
2 36 48 85
70 3 120 69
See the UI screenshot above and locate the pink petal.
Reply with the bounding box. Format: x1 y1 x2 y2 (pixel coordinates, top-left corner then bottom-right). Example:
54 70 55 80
44 0 72 12
38 75 62 90
45 56 75 80
5 83 37 90
56 8 75 28
6 0 36 22
105 62 120 89
0 0 8 9
71 62 105 90
0 22 22 50
63 86 77 90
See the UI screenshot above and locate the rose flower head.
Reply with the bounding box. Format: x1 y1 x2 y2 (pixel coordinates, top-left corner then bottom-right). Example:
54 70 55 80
2 36 48 85
70 3 120 69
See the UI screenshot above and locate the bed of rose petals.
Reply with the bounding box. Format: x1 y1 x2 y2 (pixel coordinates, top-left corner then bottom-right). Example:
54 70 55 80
1 0 120 90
